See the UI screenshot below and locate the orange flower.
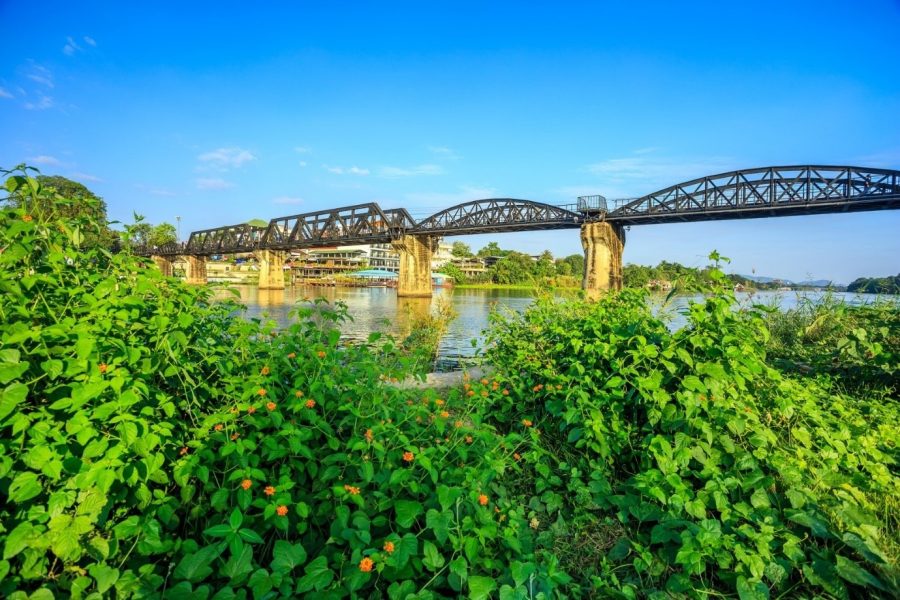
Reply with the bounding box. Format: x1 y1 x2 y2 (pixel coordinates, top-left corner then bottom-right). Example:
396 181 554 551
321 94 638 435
241 479 252 490
287 352 296 359
305 399 316 409
492 381 499 390
257 388 267 397
440 410 450 418
343 484 361 495
231 433 239 441
454 420 463 428
383 541 395 554
294 390 304 398
266 401 276 411
465 435 473 444
402 451 414 463
478 494 488 506
463 383 471 391
260 366 270 375
522 419 533 427
98 363 108 374
533 384 543 392
214 424 223 431
480 390 488 398
264 485 276 496
317 351 326 359
359 557 374 572
467 390 475 397
22 214 33 222
502 389 509 396
364 429 374 442
435 399 445 406
276 505 288 516
179 446 188 456
513 452 521 461
247 405 257 414
480 378 489 385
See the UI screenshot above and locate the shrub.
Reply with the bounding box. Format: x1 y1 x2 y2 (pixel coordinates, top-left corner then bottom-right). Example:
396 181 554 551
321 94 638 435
487 263 900 598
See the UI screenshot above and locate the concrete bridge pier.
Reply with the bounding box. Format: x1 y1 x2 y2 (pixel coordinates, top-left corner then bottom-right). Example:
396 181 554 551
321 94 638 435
581 221 625 299
392 234 438 297
256 249 287 290
151 255 174 277
184 255 208 285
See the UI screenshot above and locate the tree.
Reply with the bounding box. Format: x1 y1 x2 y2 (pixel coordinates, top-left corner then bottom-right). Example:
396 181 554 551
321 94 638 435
489 251 535 284
477 241 509 258
5 173 116 247
534 250 556 278
451 241 473 258
439 262 468 285
555 254 584 278
148 223 177 246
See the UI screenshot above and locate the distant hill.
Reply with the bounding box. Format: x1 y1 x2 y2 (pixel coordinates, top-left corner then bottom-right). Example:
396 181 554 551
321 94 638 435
737 274 838 288
847 274 900 294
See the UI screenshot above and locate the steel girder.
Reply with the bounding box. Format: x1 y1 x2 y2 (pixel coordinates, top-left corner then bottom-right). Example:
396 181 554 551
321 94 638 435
261 203 406 250
182 223 267 256
608 166 900 224
411 198 583 236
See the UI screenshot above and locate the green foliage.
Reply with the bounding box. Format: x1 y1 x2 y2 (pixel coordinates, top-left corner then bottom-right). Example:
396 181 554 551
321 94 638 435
0 166 553 598
2 169 117 248
122 213 177 248
451 241 473 258
847 274 900 294
486 259 900 598
765 294 899 397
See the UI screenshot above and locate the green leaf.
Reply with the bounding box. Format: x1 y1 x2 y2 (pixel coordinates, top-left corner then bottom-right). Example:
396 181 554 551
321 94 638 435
203 524 232 538
222 544 253 582
295 556 333 594
511 561 535 587
3 522 35 559
426 509 451 544
468 575 497 600
88 564 120 595
238 528 264 544
174 545 219 583
0 383 28 422
229 508 243 530
422 540 445 571
834 555 886 591
736 576 769 600
394 499 423 528
450 556 468 582
248 569 274 598
271 540 306 573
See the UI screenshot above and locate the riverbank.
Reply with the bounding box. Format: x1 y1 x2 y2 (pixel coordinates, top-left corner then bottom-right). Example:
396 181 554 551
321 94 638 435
455 282 580 291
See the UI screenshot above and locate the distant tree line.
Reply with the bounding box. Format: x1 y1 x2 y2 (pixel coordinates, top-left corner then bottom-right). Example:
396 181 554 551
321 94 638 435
847 274 900 294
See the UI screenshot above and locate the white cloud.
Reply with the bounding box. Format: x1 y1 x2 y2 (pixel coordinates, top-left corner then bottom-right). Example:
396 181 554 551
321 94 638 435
428 146 460 160
150 189 176 197
24 95 54 110
0 87 12 99
196 177 234 190
298 160 307 167
27 65 54 88
379 164 444 178
63 36 81 55
84 36 97 47
273 195 303 205
29 155 62 166
69 172 102 183
325 165 369 175
197 147 256 170
632 146 662 155
294 146 311 153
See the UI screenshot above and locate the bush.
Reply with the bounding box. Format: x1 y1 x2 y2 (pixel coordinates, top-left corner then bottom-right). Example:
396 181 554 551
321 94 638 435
486 266 900 598
0 168 553 598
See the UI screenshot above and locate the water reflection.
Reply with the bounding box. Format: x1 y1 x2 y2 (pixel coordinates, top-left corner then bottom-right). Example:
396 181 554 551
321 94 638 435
213 285 894 368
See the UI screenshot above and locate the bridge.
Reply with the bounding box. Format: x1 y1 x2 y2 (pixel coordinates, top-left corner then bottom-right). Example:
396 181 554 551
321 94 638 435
139 165 900 297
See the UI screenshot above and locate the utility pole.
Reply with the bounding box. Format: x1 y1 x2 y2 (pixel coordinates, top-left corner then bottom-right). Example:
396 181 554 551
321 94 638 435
176 216 182 243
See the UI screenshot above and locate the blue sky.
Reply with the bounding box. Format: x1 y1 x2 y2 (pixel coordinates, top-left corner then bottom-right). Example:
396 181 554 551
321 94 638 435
1 1 898 283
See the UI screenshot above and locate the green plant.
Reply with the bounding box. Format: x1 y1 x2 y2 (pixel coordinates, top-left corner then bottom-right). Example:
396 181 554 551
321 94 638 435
486 255 900 598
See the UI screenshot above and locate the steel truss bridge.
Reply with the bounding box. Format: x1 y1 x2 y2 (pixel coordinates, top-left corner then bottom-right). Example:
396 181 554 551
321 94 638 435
138 165 900 257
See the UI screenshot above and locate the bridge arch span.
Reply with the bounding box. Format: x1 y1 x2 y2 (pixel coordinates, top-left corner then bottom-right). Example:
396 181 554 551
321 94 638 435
412 198 582 236
609 165 900 224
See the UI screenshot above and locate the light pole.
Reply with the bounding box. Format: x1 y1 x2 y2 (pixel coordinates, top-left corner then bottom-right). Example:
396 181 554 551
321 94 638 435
176 216 182 243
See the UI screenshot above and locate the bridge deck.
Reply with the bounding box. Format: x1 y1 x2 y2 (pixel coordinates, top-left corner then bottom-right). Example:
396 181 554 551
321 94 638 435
135 165 900 256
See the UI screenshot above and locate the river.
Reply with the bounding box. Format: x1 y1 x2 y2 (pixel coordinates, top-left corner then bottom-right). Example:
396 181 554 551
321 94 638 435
215 285 895 369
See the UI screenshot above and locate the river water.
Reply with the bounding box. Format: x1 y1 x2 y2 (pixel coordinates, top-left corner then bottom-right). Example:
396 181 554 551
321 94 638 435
215 285 894 370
